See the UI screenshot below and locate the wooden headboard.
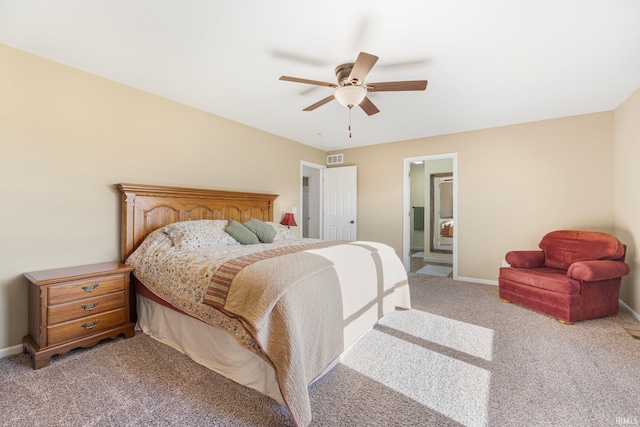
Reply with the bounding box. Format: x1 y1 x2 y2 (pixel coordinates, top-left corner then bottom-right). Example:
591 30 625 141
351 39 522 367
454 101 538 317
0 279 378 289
117 183 278 261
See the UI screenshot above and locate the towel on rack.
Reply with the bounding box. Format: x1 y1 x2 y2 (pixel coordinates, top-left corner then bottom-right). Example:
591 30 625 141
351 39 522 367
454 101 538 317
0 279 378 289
413 207 424 231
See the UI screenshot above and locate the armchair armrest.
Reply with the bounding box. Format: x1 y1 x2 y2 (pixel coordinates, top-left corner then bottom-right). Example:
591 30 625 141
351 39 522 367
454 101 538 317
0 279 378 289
505 250 545 268
567 260 630 281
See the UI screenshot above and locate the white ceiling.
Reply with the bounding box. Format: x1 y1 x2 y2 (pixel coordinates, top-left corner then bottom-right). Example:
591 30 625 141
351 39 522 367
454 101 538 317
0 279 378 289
2 1 640 151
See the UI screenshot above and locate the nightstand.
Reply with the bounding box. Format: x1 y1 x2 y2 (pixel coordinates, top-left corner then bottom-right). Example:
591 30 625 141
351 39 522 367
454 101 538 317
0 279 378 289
23 262 135 369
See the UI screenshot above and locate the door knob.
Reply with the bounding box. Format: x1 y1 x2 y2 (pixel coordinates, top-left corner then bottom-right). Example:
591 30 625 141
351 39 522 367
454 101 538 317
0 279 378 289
350 220 355 224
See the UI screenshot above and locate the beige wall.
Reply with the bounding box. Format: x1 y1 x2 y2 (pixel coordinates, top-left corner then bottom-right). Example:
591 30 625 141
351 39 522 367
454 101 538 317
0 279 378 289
614 87 640 315
332 112 617 283
0 45 326 349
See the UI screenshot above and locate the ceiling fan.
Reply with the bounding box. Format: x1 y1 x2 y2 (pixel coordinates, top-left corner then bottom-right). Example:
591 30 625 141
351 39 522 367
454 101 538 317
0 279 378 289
279 52 428 116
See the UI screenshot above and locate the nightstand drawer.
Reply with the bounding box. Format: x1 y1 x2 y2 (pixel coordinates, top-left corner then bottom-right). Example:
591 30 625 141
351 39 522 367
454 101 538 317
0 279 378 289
47 308 126 345
48 274 125 305
48 291 125 325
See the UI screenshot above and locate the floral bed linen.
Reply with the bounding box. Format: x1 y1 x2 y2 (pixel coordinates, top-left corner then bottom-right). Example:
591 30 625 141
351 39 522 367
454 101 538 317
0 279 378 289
126 229 306 355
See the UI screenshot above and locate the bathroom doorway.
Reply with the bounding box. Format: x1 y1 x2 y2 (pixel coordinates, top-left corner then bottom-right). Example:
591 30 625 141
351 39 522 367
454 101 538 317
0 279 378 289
403 153 457 278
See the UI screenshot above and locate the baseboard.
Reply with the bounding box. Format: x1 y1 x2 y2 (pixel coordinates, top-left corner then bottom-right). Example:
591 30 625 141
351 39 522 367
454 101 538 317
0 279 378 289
455 276 499 286
0 343 23 359
619 299 640 322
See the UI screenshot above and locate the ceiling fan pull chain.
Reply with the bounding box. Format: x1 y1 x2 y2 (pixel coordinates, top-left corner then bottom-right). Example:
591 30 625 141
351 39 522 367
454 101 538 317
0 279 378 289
348 106 352 138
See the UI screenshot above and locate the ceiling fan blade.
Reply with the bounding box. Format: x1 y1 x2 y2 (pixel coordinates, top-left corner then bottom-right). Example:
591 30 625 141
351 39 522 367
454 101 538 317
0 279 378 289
272 50 328 67
367 80 428 92
376 59 430 69
348 52 379 84
303 95 335 111
359 97 380 116
280 76 337 88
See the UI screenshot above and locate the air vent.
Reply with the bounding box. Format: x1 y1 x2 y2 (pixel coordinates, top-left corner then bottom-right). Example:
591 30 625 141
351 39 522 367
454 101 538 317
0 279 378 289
327 154 344 165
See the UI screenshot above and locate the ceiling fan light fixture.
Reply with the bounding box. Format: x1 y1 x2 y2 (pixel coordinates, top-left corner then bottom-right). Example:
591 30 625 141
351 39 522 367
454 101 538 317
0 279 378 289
334 85 367 108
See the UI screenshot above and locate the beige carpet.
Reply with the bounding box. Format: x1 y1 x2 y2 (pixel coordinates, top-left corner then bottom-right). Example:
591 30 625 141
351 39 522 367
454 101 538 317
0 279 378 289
2 273 639 426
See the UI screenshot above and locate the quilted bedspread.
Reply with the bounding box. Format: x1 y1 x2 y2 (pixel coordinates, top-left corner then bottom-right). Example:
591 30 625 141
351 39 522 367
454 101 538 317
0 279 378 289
127 231 410 427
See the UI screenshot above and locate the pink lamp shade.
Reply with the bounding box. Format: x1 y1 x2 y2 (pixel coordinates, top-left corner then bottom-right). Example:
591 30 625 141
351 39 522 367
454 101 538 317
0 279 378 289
280 213 297 228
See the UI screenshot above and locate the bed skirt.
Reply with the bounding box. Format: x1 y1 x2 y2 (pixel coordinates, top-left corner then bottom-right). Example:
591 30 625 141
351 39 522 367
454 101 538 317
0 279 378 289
135 293 284 404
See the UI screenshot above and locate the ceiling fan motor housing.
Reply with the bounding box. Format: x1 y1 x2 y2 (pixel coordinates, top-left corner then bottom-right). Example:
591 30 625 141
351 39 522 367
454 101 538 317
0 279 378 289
335 63 356 85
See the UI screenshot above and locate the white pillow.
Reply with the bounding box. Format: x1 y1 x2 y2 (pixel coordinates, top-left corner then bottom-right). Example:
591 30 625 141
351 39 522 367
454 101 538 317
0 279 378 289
265 222 297 241
163 220 239 250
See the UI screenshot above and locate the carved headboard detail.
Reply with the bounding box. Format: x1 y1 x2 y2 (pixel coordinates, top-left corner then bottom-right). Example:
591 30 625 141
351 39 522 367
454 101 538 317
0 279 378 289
117 183 278 261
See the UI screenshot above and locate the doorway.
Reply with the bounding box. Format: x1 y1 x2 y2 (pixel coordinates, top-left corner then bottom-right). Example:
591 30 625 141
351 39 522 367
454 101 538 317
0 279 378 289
403 153 458 278
300 161 324 239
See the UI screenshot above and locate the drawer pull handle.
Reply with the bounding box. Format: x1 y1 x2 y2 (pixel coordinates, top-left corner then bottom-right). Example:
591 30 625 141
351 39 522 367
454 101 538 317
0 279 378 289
81 283 100 292
81 320 99 330
80 302 99 311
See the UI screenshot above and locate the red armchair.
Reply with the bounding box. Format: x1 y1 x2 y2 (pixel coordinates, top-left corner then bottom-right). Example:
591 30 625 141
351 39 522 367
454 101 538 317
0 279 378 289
498 230 630 324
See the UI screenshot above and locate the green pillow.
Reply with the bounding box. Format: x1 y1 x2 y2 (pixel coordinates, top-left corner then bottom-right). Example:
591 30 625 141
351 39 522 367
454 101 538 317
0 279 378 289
225 219 260 245
244 218 276 243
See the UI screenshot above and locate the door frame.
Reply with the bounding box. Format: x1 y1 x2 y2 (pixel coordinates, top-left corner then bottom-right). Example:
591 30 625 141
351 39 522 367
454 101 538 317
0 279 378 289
403 153 458 278
300 161 325 239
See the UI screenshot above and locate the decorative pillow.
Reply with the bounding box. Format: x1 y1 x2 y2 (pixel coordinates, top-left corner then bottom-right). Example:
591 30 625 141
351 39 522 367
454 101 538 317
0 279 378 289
265 222 297 241
243 218 276 243
163 220 238 250
225 219 260 245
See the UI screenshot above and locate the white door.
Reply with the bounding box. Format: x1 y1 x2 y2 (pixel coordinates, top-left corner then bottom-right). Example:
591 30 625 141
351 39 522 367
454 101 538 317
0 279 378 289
323 165 357 240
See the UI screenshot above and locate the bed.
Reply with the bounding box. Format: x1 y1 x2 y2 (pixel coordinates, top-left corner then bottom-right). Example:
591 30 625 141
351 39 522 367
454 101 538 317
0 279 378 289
439 218 454 246
117 183 410 427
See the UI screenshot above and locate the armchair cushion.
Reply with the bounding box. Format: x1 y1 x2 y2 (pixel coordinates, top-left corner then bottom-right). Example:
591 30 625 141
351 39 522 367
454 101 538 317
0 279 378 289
539 230 625 270
500 267 581 294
